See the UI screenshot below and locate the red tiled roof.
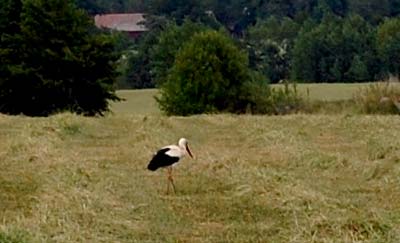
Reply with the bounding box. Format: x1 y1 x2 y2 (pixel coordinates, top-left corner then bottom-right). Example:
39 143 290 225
94 13 147 32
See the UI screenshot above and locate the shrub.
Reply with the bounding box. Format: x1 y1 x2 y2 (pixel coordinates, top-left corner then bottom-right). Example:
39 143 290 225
156 30 306 116
242 80 305 115
354 82 400 114
156 30 252 116
150 20 209 85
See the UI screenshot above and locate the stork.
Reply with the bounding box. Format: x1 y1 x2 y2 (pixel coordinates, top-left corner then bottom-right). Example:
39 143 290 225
147 138 193 194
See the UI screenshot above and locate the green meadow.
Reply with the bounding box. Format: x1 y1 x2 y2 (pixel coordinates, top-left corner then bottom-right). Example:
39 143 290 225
110 83 376 115
0 83 399 242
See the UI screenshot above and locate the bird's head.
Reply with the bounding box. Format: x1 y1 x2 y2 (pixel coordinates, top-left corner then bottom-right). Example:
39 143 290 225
178 138 193 159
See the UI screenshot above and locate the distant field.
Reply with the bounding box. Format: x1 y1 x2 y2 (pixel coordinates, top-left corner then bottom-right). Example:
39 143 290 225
0 113 399 242
285 82 371 101
111 89 160 115
111 83 381 115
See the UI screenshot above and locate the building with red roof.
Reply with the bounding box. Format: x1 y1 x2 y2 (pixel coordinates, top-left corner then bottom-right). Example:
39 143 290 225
94 13 147 39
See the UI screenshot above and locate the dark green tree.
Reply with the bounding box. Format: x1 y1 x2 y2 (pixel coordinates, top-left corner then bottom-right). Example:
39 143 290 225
290 19 322 81
258 0 295 18
121 15 170 88
348 0 390 24
389 0 400 16
76 0 106 15
148 0 206 24
121 35 156 89
0 0 22 35
157 30 252 115
246 16 300 82
0 0 23 75
122 18 214 89
324 0 348 16
377 17 400 78
341 14 379 81
346 55 369 81
201 0 257 36
291 14 377 82
0 0 119 116
150 20 209 85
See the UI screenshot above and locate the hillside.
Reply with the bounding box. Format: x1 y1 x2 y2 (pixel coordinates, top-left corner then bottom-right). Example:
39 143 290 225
0 113 399 242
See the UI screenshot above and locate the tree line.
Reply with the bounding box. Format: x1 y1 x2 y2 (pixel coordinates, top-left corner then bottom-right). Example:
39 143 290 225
82 0 400 87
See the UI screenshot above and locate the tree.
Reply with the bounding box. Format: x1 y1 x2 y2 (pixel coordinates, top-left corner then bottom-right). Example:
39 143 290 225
324 0 348 16
150 20 209 85
291 14 377 82
0 0 119 116
200 0 258 36
246 16 300 82
346 55 369 81
259 0 295 18
122 18 214 89
148 0 206 24
377 17 400 78
348 0 390 24
341 14 379 81
0 0 23 75
121 15 171 89
157 30 252 115
0 0 22 35
290 19 322 82
389 0 400 16
121 50 153 89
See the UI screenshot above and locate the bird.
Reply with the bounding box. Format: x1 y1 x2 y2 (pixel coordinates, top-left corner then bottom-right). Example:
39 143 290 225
147 138 193 194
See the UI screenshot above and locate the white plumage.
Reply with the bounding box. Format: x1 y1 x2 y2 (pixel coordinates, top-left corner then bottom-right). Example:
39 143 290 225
163 138 192 158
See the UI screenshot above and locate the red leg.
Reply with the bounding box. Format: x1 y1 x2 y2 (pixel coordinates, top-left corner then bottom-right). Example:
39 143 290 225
166 168 170 194
168 166 176 194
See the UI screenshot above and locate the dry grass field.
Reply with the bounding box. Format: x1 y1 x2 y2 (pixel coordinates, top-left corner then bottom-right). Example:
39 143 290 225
1 115 400 242
1 84 400 242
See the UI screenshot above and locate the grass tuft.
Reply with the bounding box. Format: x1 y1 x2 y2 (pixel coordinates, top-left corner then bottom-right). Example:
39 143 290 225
354 82 400 114
0 229 31 243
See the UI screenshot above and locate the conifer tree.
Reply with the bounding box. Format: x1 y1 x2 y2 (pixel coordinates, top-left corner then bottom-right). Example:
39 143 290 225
0 0 119 116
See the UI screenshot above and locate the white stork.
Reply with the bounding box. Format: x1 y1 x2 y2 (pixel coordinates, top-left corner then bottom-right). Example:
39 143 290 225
147 138 193 193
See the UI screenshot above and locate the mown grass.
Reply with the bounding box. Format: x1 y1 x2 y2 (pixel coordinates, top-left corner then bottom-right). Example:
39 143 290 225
0 112 399 242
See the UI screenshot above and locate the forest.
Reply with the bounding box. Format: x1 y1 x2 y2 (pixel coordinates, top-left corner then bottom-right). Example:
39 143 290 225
78 0 400 88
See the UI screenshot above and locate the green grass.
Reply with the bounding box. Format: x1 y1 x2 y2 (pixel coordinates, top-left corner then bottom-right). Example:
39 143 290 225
111 89 159 115
111 83 393 116
0 112 399 242
288 83 371 101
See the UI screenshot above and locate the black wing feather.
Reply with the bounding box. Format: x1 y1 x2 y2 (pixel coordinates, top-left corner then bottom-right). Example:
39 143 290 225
147 148 180 171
